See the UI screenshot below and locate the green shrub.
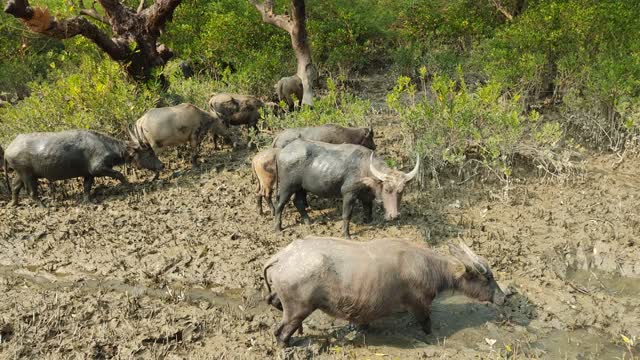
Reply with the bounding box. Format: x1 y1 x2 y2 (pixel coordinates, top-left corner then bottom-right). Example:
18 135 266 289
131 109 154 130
391 0 500 76
387 68 529 181
251 78 371 148
0 55 158 144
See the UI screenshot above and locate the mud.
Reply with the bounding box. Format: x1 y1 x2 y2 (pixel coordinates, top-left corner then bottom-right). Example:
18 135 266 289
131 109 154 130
1 89 639 359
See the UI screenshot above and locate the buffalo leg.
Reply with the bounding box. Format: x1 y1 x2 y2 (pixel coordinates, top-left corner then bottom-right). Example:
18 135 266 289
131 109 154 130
277 306 314 347
293 191 310 225
266 193 275 215
274 190 294 232
361 198 373 223
95 168 128 185
256 194 264 215
10 176 23 206
410 302 432 335
26 177 43 207
82 176 94 203
190 133 202 168
213 134 220 150
341 193 357 239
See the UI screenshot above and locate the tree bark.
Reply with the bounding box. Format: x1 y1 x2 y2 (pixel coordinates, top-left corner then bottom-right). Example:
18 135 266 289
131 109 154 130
251 0 314 106
3 0 182 81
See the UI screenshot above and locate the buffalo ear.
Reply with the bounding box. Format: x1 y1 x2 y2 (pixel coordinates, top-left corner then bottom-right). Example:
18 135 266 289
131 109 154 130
448 258 466 278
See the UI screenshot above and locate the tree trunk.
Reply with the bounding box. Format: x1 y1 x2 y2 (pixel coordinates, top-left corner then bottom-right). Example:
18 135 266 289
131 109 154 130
290 0 313 106
252 0 314 106
3 0 182 82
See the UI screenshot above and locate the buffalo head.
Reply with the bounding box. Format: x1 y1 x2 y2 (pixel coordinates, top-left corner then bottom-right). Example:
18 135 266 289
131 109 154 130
361 126 376 150
367 153 419 221
448 241 505 305
127 125 164 171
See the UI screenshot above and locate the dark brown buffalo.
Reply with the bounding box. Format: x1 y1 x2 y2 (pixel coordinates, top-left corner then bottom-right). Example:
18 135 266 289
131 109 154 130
264 237 505 346
208 93 267 148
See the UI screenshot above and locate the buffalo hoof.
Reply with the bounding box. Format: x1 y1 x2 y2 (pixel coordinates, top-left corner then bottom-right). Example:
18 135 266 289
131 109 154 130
277 338 291 348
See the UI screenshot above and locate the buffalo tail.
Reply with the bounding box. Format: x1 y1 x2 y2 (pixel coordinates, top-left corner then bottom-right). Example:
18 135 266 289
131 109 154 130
3 157 8 192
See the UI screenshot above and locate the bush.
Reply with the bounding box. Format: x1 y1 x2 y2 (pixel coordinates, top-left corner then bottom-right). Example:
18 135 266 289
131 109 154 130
251 78 371 148
391 0 500 77
0 55 158 144
387 68 530 182
480 0 640 150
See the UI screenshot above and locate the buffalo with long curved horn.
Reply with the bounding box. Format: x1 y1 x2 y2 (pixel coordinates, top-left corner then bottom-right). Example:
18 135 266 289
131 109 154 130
273 139 420 238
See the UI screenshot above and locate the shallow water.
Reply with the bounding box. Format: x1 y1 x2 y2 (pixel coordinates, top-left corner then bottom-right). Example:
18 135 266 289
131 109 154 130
567 269 640 298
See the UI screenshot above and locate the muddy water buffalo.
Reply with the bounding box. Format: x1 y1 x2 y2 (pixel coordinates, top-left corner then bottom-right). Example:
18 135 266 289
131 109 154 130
272 124 376 150
208 93 266 148
274 139 418 238
275 75 303 111
255 124 375 215
3 129 163 206
252 148 280 215
263 237 505 346
134 103 230 179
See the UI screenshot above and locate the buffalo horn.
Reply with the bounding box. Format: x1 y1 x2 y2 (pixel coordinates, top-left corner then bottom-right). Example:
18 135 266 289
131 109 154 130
404 154 420 181
369 153 388 181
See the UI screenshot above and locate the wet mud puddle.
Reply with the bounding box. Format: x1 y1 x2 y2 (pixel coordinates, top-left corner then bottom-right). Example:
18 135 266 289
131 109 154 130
1 265 638 358
0 265 267 313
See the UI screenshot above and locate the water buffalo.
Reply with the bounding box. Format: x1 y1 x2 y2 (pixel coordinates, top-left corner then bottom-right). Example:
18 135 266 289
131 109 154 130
208 93 266 148
3 129 163 206
263 237 505 346
272 124 376 150
273 139 418 238
134 103 230 179
253 124 376 216
0 145 7 191
275 75 303 111
252 148 280 215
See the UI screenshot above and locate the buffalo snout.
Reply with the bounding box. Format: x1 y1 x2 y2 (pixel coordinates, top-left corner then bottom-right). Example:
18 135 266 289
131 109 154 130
492 287 506 305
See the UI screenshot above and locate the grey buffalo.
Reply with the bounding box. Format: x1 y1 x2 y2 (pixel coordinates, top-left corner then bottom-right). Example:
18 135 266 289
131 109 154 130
273 139 418 238
253 124 376 216
275 75 303 111
3 129 163 206
134 103 231 179
264 237 505 346
272 124 376 150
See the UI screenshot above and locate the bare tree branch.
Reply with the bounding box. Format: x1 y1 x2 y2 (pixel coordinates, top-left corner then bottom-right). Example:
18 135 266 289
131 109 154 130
136 0 145 14
5 0 182 81
250 0 293 32
491 0 514 21
143 0 182 32
79 1 109 24
5 0 125 57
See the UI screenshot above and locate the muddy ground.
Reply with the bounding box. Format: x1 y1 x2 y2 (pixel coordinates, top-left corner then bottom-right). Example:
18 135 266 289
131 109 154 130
1 85 639 359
